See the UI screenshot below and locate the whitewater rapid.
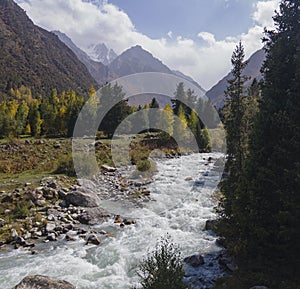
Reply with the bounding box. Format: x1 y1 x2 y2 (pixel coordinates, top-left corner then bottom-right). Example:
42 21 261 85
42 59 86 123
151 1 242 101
0 153 224 289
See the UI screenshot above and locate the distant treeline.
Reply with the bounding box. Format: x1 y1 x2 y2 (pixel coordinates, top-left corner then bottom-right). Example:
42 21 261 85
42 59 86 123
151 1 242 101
0 83 217 151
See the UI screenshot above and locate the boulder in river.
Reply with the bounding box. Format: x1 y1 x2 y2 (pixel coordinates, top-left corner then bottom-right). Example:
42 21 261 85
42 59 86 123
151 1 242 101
86 234 101 245
65 190 100 207
13 275 75 289
184 254 205 267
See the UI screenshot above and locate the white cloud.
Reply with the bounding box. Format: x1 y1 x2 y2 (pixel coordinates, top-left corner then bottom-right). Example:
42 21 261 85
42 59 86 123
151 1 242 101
16 0 279 90
253 0 280 28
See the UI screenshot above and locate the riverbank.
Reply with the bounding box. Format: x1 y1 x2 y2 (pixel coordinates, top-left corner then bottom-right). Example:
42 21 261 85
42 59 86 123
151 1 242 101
0 151 226 289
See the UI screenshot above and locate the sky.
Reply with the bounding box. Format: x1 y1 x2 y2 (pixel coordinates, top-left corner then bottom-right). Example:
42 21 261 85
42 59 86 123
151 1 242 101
15 0 280 90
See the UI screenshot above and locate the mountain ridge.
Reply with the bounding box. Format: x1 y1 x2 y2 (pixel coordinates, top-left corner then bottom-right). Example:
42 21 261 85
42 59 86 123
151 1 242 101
0 0 97 96
206 49 265 108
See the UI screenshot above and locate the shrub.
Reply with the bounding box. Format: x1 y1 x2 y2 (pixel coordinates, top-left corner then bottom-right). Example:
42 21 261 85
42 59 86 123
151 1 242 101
135 236 187 289
54 153 76 177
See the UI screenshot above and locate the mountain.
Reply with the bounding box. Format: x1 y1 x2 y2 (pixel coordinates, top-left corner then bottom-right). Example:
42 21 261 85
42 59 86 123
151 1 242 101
86 43 117 65
206 49 266 108
109 45 173 77
53 31 112 84
0 0 96 96
172 70 206 95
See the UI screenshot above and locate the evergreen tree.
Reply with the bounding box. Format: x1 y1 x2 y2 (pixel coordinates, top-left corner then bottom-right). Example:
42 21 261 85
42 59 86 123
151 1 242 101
236 0 300 270
220 0 300 279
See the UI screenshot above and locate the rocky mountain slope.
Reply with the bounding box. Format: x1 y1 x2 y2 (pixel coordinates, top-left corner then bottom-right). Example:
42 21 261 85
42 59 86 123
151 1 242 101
206 49 266 108
0 0 96 96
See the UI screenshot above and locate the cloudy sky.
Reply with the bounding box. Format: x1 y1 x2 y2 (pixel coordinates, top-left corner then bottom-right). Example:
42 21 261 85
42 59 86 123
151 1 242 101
15 0 279 90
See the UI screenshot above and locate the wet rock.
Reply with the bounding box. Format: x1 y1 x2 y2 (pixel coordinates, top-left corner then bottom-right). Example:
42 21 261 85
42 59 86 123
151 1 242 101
216 237 226 247
65 190 100 207
250 287 268 289
65 234 76 241
123 219 136 225
114 215 123 224
46 233 57 241
86 234 101 245
101 164 117 172
15 236 26 246
218 251 238 272
184 254 205 267
204 219 219 231
185 177 193 181
13 275 76 289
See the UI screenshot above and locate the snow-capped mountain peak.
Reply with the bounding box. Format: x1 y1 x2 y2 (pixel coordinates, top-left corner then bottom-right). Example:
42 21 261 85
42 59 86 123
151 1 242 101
85 43 117 65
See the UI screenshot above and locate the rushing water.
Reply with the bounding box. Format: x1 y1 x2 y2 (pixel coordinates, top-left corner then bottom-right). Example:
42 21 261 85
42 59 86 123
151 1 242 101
0 153 224 289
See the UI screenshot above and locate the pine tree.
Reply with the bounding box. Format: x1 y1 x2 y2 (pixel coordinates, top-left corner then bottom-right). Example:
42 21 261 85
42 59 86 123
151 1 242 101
220 41 250 220
236 0 300 270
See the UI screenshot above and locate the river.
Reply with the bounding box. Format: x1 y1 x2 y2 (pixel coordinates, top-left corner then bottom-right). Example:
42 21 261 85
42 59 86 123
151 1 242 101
0 153 225 289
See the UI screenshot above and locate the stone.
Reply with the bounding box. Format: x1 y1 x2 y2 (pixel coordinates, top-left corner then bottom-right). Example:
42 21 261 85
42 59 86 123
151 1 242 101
46 233 57 241
48 180 57 189
45 223 56 233
250 287 268 289
36 200 46 207
34 231 42 238
86 234 101 245
47 214 56 221
114 215 123 224
218 251 238 272
204 219 219 231
13 275 75 289
0 218 6 227
184 254 205 267
123 219 136 225
23 232 32 240
15 236 26 246
65 190 100 207
65 234 76 242
101 164 117 172
11 229 19 239
53 143 61 149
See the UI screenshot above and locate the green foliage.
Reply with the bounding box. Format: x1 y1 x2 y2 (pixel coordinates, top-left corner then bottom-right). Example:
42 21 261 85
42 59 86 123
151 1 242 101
13 200 31 219
135 236 186 289
54 153 76 177
218 0 300 284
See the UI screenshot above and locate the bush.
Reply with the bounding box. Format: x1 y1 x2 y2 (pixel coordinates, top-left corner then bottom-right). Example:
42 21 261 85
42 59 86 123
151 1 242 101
54 153 76 177
135 236 187 289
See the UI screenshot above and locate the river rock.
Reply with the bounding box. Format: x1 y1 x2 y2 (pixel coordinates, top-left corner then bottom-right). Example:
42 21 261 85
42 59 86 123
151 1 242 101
218 251 238 272
65 190 100 207
11 229 18 239
13 275 75 289
204 219 219 231
123 219 136 225
78 208 110 225
87 234 101 245
45 222 56 233
184 254 205 267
